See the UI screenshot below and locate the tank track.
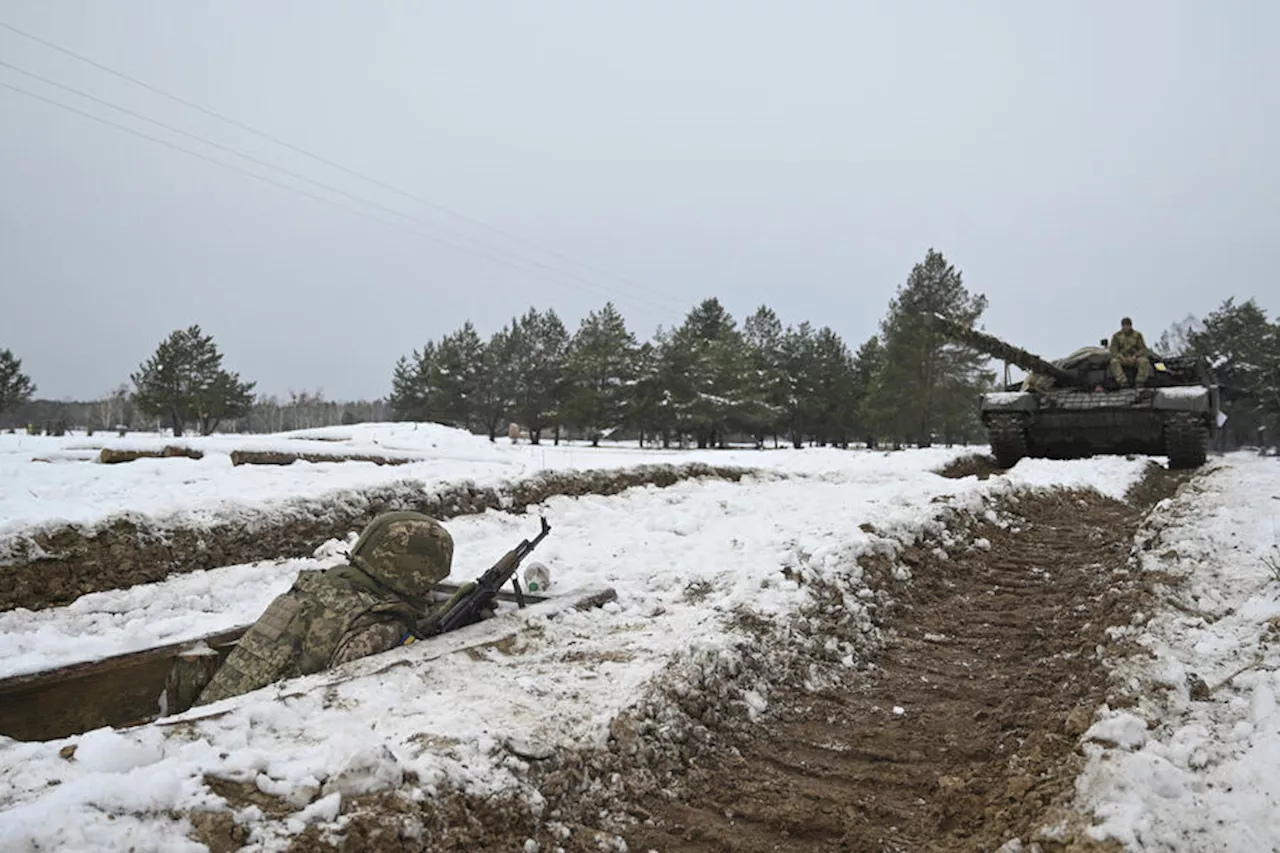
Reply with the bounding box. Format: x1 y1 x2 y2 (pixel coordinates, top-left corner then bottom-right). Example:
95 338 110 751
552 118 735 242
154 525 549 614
1164 413 1209 469
986 414 1028 468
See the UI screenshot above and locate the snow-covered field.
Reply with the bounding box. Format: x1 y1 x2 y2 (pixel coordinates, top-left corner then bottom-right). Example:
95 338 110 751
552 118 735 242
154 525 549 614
1 423 1276 852
0 423 910 538
1075 454 1280 850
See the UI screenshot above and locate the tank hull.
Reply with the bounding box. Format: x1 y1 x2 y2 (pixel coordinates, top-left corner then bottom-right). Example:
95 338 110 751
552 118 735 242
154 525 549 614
980 386 1219 469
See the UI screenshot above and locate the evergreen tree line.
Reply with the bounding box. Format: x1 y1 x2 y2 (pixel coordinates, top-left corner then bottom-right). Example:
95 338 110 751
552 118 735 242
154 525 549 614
6 248 1270 450
1154 297 1280 449
390 249 996 448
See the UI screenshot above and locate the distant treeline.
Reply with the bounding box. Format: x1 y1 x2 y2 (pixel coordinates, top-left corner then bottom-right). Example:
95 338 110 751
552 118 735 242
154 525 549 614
4 391 390 436
3 249 1276 449
389 249 995 448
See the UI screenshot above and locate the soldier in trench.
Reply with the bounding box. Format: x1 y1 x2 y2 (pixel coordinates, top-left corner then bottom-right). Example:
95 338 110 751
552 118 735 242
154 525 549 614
191 511 458 706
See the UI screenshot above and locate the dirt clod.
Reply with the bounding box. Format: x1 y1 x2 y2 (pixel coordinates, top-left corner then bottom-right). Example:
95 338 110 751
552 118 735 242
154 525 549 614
937 453 1004 479
188 809 250 853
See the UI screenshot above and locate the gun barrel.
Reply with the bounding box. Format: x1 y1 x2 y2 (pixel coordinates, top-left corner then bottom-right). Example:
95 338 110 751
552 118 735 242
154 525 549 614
928 313 1077 385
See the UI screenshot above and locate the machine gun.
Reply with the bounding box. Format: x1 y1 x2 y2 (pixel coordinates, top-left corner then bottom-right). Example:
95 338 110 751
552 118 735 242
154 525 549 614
411 516 552 639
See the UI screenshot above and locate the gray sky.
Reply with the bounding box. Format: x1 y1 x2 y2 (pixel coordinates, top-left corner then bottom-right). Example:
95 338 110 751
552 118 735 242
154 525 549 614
2 0 1276 401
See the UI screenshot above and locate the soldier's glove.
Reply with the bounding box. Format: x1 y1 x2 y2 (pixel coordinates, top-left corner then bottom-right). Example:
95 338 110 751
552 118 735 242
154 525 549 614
414 582 476 636
441 581 476 609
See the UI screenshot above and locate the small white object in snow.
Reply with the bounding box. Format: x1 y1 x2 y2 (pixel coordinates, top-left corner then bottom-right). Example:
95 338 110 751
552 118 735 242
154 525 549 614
893 706 905 716
523 562 551 593
1084 711 1148 749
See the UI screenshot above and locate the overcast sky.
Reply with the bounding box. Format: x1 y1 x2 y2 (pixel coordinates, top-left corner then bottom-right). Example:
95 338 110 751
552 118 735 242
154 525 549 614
2 1 1276 401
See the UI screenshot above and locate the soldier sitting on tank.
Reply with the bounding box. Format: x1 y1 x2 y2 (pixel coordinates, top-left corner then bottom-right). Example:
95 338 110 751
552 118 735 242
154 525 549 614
1109 316 1153 388
194 511 457 706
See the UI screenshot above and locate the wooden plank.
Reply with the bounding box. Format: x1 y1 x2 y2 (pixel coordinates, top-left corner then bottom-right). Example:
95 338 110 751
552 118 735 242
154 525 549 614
0 583 596 743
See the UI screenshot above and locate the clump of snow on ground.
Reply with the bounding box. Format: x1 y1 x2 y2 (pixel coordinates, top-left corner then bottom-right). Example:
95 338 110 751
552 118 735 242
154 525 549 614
0 428 1160 851
1074 455 1280 851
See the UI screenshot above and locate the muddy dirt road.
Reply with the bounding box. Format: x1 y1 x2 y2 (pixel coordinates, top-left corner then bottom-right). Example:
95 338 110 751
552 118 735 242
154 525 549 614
264 463 1188 853
627 467 1184 853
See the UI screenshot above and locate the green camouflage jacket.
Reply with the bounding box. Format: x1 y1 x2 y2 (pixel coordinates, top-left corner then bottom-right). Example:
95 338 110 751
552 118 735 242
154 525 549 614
1109 328 1149 358
194 564 422 705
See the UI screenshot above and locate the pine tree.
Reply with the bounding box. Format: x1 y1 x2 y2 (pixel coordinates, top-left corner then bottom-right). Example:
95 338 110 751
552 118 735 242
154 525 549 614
868 249 991 446
806 327 857 447
0 348 36 422
779 322 816 447
1261 322 1280 450
564 302 637 446
429 322 486 431
851 336 885 447
389 342 437 421
668 298 748 448
1188 298 1278 448
513 308 570 444
475 323 521 442
629 339 667 447
742 306 788 446
196 370 256 435
131 326 255 436
651 325 694 445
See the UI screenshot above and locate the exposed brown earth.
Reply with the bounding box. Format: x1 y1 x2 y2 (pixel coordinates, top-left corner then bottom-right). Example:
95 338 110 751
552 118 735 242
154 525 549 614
625 467 1186 853
98 446 206 464
242 463 1190 853
936 453 1004 480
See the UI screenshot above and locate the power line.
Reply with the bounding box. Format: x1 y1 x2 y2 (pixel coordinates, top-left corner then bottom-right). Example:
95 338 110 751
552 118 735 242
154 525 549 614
0 81 667 312
0 58 672 313
0 19 687 312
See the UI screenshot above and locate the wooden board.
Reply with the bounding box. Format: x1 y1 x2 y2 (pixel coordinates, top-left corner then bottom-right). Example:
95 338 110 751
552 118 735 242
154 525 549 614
0 582 612 742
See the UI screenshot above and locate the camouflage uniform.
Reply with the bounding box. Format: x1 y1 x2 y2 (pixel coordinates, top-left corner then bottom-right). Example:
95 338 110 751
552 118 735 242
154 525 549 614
194 512 454 706
1109 325 1152 386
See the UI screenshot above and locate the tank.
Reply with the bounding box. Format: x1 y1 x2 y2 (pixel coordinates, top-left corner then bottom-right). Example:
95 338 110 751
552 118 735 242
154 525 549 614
928 314 1222 470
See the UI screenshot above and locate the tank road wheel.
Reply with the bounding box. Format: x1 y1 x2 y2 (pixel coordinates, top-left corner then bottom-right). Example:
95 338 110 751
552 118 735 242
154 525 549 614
1164 414 1209 470
987 415 1028 469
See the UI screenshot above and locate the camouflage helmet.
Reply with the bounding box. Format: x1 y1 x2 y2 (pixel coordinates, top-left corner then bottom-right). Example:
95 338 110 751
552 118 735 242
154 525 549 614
348 511 453 599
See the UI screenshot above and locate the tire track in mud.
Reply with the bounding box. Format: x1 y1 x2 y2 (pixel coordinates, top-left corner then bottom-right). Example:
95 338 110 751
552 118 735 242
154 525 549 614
627 467 1188 853
206 465 1187 853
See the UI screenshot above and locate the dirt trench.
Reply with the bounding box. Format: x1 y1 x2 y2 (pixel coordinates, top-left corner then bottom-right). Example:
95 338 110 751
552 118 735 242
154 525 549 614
0 463 756 612
246 464 1189 853
626 467 1187 853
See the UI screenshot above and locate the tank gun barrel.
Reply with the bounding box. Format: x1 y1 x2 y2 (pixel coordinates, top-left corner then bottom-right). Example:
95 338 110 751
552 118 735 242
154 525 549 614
926 313 1078 386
